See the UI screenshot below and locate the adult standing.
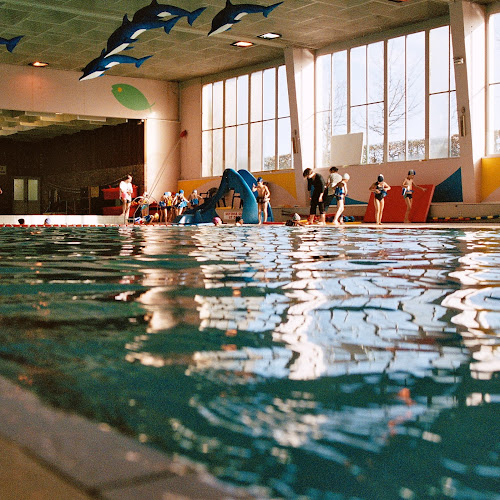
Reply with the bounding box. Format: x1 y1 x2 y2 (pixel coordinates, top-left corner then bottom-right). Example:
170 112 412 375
369 174 391 225
303 168 326 225
324 166 342 209
119 174 133 221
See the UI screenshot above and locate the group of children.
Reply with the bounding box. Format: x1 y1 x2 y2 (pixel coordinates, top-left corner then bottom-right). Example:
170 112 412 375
157 189 201 223
303 167 426 226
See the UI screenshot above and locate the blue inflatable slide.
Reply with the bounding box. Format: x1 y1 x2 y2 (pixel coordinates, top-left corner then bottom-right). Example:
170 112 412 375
175 169 274 224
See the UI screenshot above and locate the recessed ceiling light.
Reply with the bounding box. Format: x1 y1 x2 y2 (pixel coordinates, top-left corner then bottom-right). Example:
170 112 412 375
257 33 282 39
231 41 254 48
29 61 49 68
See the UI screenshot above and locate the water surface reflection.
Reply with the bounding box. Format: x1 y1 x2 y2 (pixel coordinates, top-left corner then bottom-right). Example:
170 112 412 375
0 226 498 499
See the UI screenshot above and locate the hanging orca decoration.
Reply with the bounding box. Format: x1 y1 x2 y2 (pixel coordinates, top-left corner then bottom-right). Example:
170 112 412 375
105 14 182 57
79 50 153 81
133 0 206 27
208 0 283 36
0 35 23 52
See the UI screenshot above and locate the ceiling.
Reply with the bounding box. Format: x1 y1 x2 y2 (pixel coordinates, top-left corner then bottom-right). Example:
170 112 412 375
0 0 495 140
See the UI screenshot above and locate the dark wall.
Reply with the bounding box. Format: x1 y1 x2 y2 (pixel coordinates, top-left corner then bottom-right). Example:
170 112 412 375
0 120 144 214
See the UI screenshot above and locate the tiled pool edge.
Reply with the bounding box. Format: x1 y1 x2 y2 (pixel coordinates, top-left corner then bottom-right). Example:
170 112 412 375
0 376 257 500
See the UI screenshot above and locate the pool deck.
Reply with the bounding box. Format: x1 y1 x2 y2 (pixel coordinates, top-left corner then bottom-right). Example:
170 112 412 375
0 375 255 500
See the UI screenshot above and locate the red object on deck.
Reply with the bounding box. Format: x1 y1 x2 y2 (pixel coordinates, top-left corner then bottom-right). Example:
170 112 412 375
102 185 138 200
363 184 434 223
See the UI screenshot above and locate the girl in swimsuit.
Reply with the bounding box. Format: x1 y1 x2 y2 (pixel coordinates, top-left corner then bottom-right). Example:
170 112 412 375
333 173 350 225
369 174 391 225
402 170 426 223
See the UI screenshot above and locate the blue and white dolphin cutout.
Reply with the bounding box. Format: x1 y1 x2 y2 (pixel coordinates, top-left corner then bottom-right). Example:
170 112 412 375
79 50 153 81
208 0 283 36
105 14 181 57
133 0 206 28
0 35 23 52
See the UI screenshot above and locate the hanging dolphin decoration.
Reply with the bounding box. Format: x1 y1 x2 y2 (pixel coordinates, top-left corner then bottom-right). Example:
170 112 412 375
133 0 206 27
79 50 152 81
0 35 23 52
105 14 182 57
208 0 283 36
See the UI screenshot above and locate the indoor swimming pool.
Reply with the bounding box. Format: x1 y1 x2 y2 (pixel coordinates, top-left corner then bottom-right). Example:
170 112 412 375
0 225 498 499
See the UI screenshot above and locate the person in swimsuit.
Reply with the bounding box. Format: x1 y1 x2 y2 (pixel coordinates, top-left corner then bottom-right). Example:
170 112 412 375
402 170 426 223
303 168 326 225
324 166 342 210
332 173 350 225
174 190 189 217
252 177 271 224
369 174 391 225
189 189 201 209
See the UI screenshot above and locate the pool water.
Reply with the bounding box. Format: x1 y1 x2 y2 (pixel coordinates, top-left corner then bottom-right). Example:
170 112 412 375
0 225 499 499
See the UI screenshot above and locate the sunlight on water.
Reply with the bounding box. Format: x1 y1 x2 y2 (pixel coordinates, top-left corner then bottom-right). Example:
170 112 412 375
0 225 499 499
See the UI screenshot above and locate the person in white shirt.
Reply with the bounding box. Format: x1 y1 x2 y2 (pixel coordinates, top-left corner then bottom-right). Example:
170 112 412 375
324 166 343 209
119 174 133 220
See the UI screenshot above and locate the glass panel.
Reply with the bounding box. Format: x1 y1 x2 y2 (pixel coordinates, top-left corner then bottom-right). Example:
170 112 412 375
250 122 262 172
388 36 406 161
213 81 223 129
263 119 276 170
14 178 24 201
430 26 450 94
429 92 449 159
332 51 347 135
237 75 249 125
407 31 425 160
251 71 262 122
28 179 38 201
213 128 223 176
449 31 456 92
202 130 213 177
350 45 366 106
493 14 500 83
237 124 248 170
225 78 236 127
492 84 500 153
367 103 384 164
450 90 460 157
351 105 367 163
368 41 384 103
278 65 290 118
263 68 276 121
278 118 291 170
225 126 236 169
316 54 332 113
202 84 213 131
316 111 332 168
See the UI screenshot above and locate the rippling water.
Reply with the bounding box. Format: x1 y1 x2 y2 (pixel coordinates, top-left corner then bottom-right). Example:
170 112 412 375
0 225 499 499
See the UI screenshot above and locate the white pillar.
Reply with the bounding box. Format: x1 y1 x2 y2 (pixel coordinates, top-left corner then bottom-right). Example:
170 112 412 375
449 0 486 202
144 119 181 201
285 47 315 206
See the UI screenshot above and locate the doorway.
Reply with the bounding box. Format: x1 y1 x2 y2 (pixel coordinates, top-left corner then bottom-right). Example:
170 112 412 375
13 177 41 214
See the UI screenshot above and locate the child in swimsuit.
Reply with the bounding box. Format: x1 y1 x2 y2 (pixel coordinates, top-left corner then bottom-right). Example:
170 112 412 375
333 173 350 225
252 177 271 224
402 170 426 223
369 174 391 225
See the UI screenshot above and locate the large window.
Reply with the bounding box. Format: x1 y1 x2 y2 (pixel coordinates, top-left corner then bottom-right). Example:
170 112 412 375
488 12 500 154
315 24 458 167
429 25 459 159
202 65 292 177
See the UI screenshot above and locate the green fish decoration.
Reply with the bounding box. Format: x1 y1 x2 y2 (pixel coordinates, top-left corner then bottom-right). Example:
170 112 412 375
111 84 155 111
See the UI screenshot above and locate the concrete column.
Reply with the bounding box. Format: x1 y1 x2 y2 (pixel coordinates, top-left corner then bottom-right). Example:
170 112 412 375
285 47 315 206
144 118 181 201
449 0 486 202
